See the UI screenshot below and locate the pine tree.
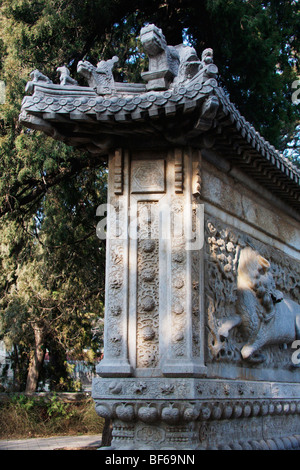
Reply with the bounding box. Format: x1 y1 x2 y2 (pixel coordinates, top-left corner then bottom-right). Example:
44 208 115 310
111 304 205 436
0 168 107 391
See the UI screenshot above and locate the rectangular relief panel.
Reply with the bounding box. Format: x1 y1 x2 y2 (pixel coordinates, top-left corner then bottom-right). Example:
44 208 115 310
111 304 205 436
131 159 166 193
99 148 206 378
128 153 168 374
127 148 206 377
161 147 206 377
96 149 132 377
136 200 160 368
204 212 300 383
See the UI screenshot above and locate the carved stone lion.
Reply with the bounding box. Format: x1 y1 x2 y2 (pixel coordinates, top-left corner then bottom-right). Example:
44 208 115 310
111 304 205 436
219 247 300 363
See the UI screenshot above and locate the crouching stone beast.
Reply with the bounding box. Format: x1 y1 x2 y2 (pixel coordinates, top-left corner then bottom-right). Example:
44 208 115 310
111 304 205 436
218 247 300 363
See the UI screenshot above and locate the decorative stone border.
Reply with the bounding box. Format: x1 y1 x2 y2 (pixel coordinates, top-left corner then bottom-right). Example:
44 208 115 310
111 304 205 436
214 435 300 450
94 398 300 423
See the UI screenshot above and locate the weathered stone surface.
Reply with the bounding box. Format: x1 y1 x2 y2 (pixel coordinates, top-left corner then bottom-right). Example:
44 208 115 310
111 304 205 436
93 377 300 449
19 23 300 450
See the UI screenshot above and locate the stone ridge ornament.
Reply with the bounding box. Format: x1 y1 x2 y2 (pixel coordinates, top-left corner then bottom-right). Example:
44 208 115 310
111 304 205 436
57 65 78 86
19 24 300 450
77 55 119 94
140 24 180 90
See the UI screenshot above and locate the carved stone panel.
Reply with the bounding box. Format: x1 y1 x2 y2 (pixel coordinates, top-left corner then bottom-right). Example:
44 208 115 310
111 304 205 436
131 160 165 193
204 214 300 372
113 148 123 194
104 197 126 359
191 202 201 358
170 196 187 358
136 201 160 368
174 149 183 193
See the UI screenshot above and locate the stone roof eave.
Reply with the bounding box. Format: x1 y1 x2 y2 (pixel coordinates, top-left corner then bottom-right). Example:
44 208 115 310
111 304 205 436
18 24 300 210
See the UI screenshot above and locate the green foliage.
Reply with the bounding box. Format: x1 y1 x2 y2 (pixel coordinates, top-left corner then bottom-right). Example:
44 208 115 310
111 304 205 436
11 393 36 411
0 167 107 390
0 394 104 438
203 0 299 149
46 393 74 419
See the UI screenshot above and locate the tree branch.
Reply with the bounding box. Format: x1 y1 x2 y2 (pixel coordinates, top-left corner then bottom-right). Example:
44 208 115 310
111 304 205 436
0 155 106 218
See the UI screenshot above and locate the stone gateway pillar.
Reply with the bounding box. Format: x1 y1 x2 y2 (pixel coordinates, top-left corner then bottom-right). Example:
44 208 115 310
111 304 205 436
20 24 300 450
97 147 206 377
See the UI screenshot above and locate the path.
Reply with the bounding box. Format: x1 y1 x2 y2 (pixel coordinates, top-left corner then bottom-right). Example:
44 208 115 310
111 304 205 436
0 434 102 450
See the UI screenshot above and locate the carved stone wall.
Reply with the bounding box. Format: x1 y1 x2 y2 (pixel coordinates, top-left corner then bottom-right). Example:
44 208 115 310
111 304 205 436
204 214 300 373
94 145 300 450
19 21 300 450
93 376 300 449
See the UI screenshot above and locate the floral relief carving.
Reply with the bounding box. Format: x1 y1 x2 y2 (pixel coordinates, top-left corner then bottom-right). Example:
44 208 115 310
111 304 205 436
170 200 187 357
136 201 160 368
219 246 300 364
106 196 126 357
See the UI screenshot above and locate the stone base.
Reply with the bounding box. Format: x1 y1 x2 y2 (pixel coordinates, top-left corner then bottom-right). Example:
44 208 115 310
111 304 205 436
99 421 300 451
93 377 300 450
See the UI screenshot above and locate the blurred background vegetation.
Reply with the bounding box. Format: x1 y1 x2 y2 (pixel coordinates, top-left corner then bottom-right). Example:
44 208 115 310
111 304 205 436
0 393 103 439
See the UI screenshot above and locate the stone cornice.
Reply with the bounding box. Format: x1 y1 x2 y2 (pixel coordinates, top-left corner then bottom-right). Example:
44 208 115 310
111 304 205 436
19 78 217 125
215 87 299 184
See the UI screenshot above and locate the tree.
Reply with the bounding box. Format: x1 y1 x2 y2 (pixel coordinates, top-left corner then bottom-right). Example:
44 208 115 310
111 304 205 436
0 167 107 391
284 125 300 168
0 1 299 220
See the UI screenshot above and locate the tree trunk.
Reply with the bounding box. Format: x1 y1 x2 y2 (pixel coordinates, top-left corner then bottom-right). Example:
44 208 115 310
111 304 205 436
25 325 45 393
12 344 21 392
101 418 113 447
